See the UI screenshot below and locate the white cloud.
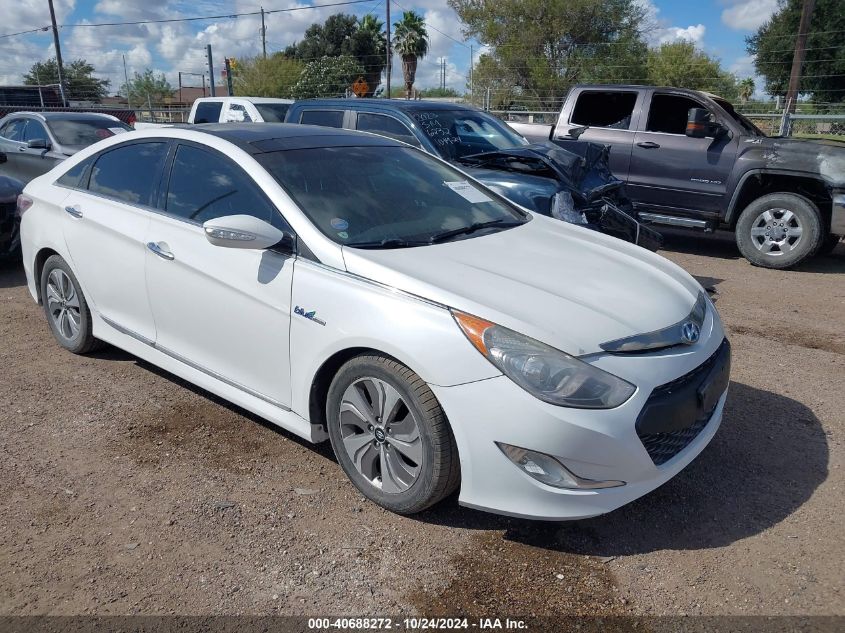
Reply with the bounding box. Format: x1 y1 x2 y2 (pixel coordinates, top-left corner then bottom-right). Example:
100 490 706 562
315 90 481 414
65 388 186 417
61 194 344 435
637 0 707 47
721 0 779 31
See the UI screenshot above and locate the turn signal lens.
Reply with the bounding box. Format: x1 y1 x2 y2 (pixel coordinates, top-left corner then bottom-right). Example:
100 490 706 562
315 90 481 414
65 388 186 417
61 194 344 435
16 194 33 217
452 311 495 355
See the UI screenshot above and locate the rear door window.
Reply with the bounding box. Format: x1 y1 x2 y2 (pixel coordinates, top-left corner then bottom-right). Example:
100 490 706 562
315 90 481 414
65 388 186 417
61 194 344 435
571 91 637 130
356 113 421 147
299 110 345 128
56 156 95 189
646 94 708 135
88 142 169 207
194 101 223 124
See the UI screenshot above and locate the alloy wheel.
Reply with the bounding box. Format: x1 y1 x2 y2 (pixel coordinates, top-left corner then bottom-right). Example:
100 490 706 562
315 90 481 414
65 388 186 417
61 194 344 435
46 269 81 342
338 377 423 493
749 208 803 256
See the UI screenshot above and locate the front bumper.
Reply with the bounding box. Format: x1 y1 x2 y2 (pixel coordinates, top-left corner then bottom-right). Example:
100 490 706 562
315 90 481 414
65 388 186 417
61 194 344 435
432 309 728 521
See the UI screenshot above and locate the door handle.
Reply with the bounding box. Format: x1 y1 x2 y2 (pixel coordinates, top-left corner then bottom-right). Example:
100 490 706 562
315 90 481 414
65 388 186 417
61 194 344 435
18 146 28 152
147 242 175 261
637 141 661 149
64 205 83 218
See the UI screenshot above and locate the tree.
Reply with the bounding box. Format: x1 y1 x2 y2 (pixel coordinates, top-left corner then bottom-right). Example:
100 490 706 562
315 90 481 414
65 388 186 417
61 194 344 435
290 55 364 99
285 13 358 60
419 87 461 98
646 41 740 100
121 69 173 105
349 15 387 97
748 0 845 104
392 11 429 99
23 58 110 102
739 77 756 104
233 54 304 98
451 0 648 110
285 13 386 97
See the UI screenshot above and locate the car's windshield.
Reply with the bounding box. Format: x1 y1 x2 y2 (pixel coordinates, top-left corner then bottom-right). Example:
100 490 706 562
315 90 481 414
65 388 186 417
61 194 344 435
255 103 290 122
256 145 527 248
714 98 764 137
48 119 131 146
409 110 528 161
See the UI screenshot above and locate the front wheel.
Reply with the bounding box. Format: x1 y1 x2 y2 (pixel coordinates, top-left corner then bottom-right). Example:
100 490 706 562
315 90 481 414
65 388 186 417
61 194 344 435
735 192 823 269
326 354 460 514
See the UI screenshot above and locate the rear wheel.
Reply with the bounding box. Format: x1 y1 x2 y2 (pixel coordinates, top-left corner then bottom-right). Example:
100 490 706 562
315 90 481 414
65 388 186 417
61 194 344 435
735 192 823 269
326 354 460 514
39 255 101 354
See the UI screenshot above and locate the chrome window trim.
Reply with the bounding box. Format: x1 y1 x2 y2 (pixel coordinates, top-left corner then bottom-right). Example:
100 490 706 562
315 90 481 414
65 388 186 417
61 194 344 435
100 314 291 411
600 292 707 353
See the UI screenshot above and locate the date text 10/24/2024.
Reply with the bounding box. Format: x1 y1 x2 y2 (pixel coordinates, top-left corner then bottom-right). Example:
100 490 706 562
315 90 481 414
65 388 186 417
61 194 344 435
307 617 529 630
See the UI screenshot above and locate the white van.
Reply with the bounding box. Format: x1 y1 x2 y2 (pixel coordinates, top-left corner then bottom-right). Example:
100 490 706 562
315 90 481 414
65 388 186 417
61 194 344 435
188 97 293 124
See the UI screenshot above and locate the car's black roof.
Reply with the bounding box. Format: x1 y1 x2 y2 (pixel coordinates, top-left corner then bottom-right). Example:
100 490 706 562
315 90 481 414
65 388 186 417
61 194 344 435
191 122 402 154
291 98 482 113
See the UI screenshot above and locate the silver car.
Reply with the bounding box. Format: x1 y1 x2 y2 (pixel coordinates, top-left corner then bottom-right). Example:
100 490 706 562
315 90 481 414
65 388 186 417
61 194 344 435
0 111 131 184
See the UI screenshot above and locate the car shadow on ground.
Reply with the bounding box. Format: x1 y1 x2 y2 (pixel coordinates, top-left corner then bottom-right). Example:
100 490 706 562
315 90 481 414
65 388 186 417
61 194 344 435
0 259 25 289
658 228 845 274
417 381 829 555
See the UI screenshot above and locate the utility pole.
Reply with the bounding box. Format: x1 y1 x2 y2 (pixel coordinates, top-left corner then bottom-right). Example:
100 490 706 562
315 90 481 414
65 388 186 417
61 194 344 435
469 45 473 102
122 54 132 109
224 58 234 96
47 0 66 105
260 7 267 59
207 44 216 97
385 0 391 98
785 0 816 115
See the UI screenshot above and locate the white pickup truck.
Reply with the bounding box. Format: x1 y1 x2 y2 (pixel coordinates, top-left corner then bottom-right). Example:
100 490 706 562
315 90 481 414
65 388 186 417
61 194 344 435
188 97 293 124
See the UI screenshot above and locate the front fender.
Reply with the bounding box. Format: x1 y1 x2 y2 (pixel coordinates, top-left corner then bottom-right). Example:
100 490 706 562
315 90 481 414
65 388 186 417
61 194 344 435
288 259 499 421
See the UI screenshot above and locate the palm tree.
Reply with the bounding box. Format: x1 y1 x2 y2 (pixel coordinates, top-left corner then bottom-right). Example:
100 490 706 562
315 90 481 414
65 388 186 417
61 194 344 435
392 11 429 99
356 14 386 97
739 78 755 105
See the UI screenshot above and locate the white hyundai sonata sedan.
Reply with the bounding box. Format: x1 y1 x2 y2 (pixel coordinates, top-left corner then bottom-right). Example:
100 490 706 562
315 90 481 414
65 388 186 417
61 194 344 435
19 124 730 520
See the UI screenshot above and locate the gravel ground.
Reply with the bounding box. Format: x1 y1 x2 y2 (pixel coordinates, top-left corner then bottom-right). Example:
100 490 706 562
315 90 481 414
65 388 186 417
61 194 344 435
0 233 842 618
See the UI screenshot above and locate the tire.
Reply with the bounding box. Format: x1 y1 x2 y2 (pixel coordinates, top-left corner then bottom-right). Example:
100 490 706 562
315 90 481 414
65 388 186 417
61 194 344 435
817 234 841 257
735 192 823 269
39 255 101 354
326 354 460 514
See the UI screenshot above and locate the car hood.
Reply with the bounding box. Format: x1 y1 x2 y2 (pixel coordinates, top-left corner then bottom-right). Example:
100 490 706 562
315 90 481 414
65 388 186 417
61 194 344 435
341 214 703 355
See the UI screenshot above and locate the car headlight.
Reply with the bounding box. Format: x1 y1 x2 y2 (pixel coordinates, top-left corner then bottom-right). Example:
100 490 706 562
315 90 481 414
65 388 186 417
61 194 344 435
453 311 636 409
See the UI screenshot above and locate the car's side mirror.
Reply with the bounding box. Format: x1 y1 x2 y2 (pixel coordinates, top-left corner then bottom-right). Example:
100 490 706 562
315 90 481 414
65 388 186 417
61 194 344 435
203 215 293 251
27 138 51 150
686 108 727 139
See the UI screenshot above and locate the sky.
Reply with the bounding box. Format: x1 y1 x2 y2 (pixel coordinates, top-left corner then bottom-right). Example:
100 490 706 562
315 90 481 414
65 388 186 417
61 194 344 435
0 0 781 98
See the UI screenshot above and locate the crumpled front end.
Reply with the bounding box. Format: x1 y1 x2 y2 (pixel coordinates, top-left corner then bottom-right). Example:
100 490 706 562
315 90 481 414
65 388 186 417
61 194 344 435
459 141 664 251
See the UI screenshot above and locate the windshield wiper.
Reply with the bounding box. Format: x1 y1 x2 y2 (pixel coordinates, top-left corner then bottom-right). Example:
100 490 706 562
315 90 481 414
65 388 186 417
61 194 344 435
428 219 523 244
345 237 431 249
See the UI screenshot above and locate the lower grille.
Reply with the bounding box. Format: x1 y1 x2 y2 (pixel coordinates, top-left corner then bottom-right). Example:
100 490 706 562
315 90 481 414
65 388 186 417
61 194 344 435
636 339 730 466
639 416 710 466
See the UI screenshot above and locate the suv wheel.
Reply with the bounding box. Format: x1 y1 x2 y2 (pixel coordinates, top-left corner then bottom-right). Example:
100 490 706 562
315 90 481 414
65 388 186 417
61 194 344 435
326 354 460 514
735 192 823 269
40 254 101 354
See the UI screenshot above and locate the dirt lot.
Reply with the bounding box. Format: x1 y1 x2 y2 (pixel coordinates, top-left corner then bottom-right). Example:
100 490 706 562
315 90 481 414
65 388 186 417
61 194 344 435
0 233 843 620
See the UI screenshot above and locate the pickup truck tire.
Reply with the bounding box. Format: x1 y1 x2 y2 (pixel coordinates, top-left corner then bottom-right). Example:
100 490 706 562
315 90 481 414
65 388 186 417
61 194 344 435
735 193 823 269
